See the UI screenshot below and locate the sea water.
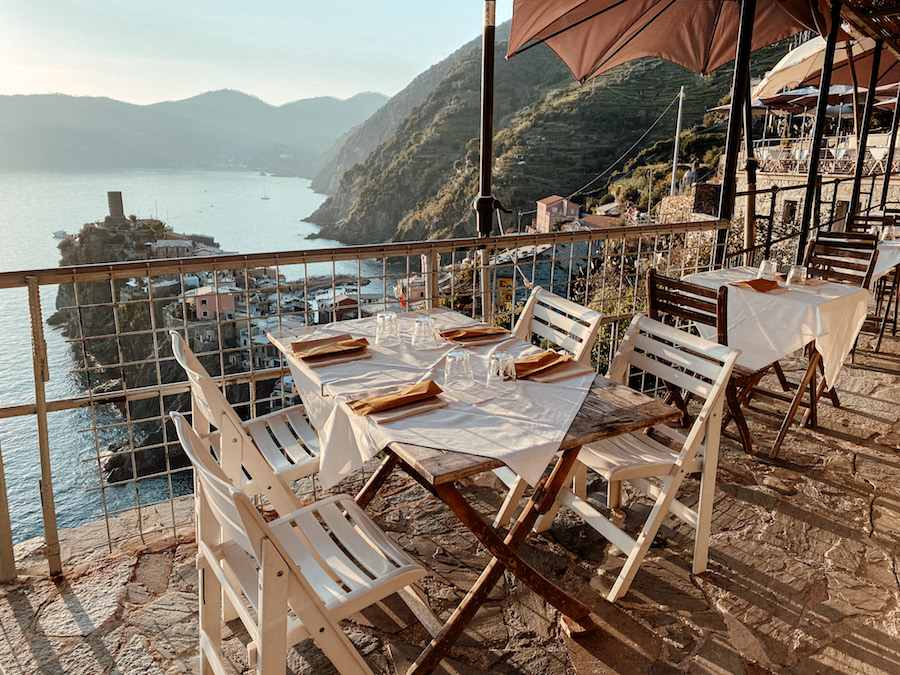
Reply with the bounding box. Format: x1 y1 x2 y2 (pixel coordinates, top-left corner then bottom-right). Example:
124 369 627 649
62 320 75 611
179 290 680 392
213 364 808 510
0 168 357 542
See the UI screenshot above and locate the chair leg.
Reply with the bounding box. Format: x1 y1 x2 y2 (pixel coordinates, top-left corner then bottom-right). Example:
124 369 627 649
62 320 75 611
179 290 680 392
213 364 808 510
607 480 623 510
198 558 222 675
535 460 582 533
257 541 290 675
493 476 528 529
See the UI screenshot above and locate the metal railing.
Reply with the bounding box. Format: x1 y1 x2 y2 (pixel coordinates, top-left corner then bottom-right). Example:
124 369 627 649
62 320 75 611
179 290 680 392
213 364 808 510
0 220 728 579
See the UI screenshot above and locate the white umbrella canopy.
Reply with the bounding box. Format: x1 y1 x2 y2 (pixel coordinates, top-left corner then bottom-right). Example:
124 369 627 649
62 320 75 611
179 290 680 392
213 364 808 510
507 0 831 82
753 32 900 100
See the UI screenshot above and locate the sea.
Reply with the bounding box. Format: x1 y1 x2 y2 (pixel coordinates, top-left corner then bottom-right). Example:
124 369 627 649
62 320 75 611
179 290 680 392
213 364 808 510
0 168 361 543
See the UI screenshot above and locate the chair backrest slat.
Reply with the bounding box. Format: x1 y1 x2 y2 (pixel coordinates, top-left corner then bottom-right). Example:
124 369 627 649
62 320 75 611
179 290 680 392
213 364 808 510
647 270 727 344
513 286 603 364
805 236 879 289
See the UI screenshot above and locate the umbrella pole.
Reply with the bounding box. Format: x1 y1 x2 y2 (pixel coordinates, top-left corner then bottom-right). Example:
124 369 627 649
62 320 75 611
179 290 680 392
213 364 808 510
849 39 883 217
798 0 842 264
716 0 756 266
879 80 900 208
744 66 758 266
475 0 496 238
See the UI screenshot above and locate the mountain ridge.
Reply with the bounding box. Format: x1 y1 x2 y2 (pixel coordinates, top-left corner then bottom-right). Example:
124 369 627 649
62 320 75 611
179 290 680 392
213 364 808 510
0 90 388 176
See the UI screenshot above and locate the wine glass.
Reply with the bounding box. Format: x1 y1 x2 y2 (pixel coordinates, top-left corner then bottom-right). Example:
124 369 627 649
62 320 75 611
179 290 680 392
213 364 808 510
486 351 516 393
444 348 474 391
375 310 401 346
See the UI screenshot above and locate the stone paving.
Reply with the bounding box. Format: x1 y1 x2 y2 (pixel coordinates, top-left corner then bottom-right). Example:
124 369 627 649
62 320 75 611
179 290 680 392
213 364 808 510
2 332 900 674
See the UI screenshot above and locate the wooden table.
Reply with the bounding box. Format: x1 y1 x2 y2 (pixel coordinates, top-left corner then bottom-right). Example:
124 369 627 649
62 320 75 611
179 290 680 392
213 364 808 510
354 374 681 675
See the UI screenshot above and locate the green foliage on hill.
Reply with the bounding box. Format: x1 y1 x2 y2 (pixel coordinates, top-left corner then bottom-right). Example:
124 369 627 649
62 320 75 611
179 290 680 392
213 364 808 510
309 34 788 243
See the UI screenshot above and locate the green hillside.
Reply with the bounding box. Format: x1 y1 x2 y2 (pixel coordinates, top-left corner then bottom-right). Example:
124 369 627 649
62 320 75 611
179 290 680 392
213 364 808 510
308 36 787 243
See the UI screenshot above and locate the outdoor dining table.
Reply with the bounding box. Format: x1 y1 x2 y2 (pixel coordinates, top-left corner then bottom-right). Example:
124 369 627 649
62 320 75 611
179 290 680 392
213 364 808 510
268 308 681 674
682 266 870 458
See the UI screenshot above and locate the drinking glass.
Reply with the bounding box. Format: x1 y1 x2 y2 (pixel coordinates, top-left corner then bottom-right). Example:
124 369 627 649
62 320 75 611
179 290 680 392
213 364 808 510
786 264 807 286
486 351 516 393
444 348 474 390
757 260 778 281
375 310 401 346
411 315 440 349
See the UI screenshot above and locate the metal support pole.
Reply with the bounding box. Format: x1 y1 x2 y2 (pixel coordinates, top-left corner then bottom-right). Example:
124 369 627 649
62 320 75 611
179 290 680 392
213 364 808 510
474 0 497 238
0 442 16 582
670 86 685 196
880 80 900 208
849 39 883 218
716 0 757 266
27 277 61 576
797 0 842 264
743 66 758 266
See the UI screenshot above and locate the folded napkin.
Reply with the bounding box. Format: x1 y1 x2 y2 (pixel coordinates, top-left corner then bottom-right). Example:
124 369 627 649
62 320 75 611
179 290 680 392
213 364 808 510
347 380 442 417
291 333 369 360
439 325 509 342
730 278 781 293
514 351 573 380
527 359 595 383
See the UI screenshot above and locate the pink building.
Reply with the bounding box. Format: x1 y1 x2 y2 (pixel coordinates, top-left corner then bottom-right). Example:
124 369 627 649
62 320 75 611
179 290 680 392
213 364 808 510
535 196 580 233
187 287 236 321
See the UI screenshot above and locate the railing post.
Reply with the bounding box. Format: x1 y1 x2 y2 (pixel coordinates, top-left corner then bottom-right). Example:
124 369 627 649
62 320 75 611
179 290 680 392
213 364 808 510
26 276 61 576
0 442 16 582
479 248 492 322
422 252 440 310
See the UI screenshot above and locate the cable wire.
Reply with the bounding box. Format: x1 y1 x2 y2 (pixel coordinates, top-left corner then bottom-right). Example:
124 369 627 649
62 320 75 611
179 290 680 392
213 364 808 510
566 91 682 200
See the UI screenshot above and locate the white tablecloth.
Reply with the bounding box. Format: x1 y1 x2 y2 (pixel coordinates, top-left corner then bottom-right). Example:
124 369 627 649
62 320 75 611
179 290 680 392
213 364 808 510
269 311 595 490
874 241 900 281
682 267 869 387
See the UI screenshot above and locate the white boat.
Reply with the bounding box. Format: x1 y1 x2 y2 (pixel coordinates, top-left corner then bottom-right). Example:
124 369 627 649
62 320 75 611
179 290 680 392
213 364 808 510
52 230 67 239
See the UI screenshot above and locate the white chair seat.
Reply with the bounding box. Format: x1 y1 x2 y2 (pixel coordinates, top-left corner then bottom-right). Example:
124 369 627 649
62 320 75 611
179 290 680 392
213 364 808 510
243 406 320 482
579 432 703 483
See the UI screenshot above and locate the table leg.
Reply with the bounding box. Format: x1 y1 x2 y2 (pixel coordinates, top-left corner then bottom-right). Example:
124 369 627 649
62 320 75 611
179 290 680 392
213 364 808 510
354 453 399 508
770 350 821 458
406 449 595 675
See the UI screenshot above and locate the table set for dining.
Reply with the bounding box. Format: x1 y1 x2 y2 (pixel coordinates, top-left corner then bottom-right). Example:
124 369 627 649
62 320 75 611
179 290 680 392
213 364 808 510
267 307 681 673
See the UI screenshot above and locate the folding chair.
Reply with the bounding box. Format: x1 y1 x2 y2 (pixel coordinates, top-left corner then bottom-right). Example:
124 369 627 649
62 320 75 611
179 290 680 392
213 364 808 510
538 315 739 602
646 269 774 454
492 286 603 528
171 330 320 514
171 413 435 675
805 233 879 289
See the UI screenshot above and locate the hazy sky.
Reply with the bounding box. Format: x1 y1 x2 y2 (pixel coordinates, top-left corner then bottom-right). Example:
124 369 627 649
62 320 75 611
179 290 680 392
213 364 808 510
0 1 514 105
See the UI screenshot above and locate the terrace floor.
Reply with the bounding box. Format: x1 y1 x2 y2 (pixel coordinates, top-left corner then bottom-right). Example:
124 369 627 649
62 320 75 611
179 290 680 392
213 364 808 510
3 331 900 674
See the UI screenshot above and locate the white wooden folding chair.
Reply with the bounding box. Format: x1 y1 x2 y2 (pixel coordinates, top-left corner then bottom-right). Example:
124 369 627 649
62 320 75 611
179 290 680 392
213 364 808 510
492 286 603 528
171 330 320 514
539 315 739 602
171 413 434 675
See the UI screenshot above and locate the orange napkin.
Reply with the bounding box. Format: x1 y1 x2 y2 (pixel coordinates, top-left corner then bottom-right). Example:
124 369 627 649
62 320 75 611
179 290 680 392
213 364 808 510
439 325 509 341
347 380 442 417
291 334 369 360
732 278 780 293
515 351 573 379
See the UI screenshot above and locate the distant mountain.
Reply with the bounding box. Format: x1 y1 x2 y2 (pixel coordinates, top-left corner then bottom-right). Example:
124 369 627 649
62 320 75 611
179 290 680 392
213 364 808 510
0 90 387 176
306 26 787 244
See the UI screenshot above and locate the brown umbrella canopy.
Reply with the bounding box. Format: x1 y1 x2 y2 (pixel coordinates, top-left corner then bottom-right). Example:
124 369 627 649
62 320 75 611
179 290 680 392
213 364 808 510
508 0 831 81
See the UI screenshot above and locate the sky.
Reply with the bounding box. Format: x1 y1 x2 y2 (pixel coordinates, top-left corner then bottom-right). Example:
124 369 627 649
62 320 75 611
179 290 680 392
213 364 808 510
0 0 514 105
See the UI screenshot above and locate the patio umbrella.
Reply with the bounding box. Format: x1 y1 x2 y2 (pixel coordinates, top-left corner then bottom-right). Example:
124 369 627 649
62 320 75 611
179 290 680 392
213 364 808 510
507 0 830 82
753 34 900 100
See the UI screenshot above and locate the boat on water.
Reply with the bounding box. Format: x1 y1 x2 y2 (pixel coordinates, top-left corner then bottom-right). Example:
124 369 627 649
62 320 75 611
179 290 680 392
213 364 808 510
52 230 67 239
